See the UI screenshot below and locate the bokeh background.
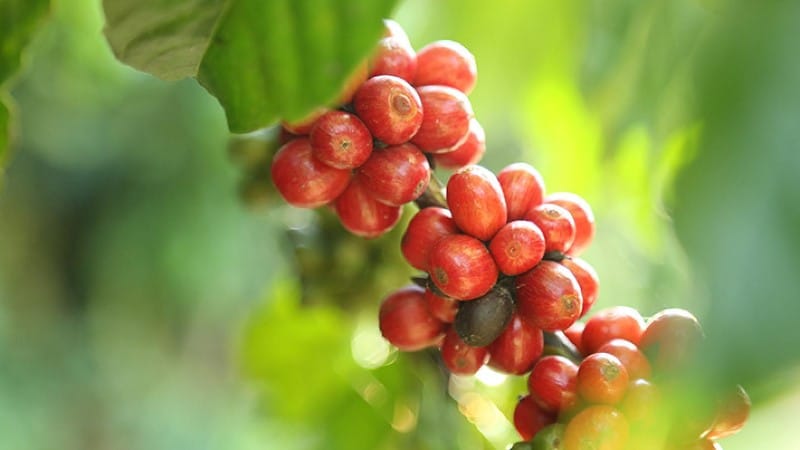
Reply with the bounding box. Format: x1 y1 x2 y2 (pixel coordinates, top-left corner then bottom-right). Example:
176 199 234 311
1 0 799 449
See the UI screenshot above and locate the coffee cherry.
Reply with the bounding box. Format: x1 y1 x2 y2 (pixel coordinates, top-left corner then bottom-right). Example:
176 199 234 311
429 234 498 300
545 192 596 256
577 353 630 405
369 36 417 82
310 110 373 169
596 339 652 380
487 315 544 375
560 257 599 318
357 142 430 206
638 308 703 374
353 75 423 144
424 288 459 323
516 261 583 332
432 118 486 169
414 40 477 94
528 355 579 413
498 162 546 222
334 178 402 238
619 378 660 424
440 326 489 375
581 306 646 355
379 285 445 351
401 207 459 271
270 138 351 208
564 321 586 356
489 220 546 276
382 19 410 42
525 203 577 254
529 423 567 450
446 165 507 241
412 85 474 152
281 106 329 135
514 395 556 441
704 385 750 440
454 284 514 347
562 405 628 450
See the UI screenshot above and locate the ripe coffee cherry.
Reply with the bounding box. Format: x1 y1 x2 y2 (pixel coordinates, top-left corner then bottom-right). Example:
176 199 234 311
446 165 507 241
357 142 430 206
489 220 546 276
596 339 651 380
563 405 629 450
619 378 660 423
411 85 474 152
424 288 459 323
353 75 423 145
582 306 646 355
705 385 750 439
270 138 351 208
514 395 556 441
433 118 486 169
369 36 417 82
560 257 599 318
454 284 514 346
378 285 445 351
525 203 577 254
564 321 586 356
528 355 579 413
577 353 630 405
401 207 459 271
498 162 546 221
516 261 583 332
382 18 410 42
639 308 703 374
282 107 329 135
487 315 544 375
310 110 373 169
414 40 478 94
545 192 596 256
429 234 498 300
334 178 402 238
440 327 489 375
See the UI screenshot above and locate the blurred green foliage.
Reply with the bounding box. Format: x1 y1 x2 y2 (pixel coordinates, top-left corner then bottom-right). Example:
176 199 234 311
1 0 799 449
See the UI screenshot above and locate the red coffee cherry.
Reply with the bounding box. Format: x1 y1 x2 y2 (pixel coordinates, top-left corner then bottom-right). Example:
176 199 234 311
281 107 329 135
596 339 652 380
498 162 546 222
563 405 629 450
411 85 474 152
487 315 544 375
270 138 351 208
561 257 599 318
525 203 577 254
545 192 596 256
414 40 477 94
564 321 586 356
577 352 630 405
705 385 750 440
638 308 704 374
515 261 583 332
527 355 579 414
382 19 410 42
440 326 489 375
513 394 556 441
489 220 546 276
369 35 417 82
432 118 486 169
401 207 459 271
310 110 373 169
582 306 646 355
334 178 402 238
447 165 508 241
357 142 430 206
424 288 459 323
378 285 445 351
429 234 498 300
353 75 423 145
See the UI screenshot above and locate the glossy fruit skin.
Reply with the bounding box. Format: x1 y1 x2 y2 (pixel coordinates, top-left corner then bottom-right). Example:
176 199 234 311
414 40 478 94
516 261 583 332
563 405 629 450
411 85 474 152
440 327 488 375
401 207 459 271
498 162 546 222
353 75 423 145
446 165 508 241
334 178 402 238
514 394 556 441
429 234 498 300
489 220 546 276
310 110 373 169
596 339 652 380
638 308 703 374
545 192 596 256
270 138 351 208
577 353 630 405
704 384 750 439
378 285 445 351
525 203 577 254
581 306 646 355
560 257 599 318
357 142 431 206
424 289 459 323
528 355 579 413
432 118 486 169
369 36 417 82
454 284 514 346
564 321 586 356
487 315 544 375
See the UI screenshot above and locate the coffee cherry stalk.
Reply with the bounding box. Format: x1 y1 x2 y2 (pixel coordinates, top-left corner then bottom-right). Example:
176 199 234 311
256 19 749 450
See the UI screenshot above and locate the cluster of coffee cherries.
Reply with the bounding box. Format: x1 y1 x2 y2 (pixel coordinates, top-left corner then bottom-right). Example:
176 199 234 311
379 161 599 376
270 19 485 238
511 307 750 450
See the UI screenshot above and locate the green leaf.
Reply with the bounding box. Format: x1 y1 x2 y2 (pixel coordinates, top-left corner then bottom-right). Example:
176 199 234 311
0 96 9 168
102 0 398 132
